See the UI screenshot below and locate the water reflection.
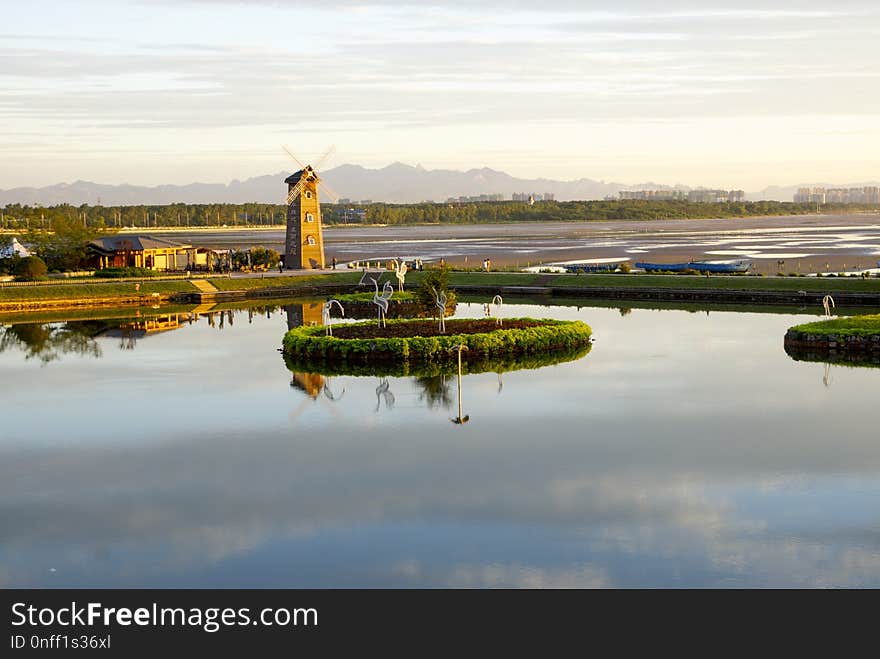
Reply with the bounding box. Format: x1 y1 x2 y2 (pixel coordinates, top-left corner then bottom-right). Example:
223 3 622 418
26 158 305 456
450 344 470 425
415 374 452 410
375 378 396 412
2 299 879 587
0 302 320 365
0 321 103 363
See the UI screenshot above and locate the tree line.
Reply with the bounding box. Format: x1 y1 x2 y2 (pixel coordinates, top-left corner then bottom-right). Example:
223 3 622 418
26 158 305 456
2 199 879 231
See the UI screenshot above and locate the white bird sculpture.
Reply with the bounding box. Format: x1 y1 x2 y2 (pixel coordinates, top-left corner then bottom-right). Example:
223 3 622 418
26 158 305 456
371 278 394 328
431 286 447 334
822 295 835 318
322 299 345 336
490 295 503 326
395 259 408 293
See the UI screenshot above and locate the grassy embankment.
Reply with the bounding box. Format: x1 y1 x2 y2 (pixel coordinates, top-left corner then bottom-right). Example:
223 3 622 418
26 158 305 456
206 270 880 294
0 280 197 301
444 271 880 293
206 272 362 290
2 269 878 305
787 314 880 338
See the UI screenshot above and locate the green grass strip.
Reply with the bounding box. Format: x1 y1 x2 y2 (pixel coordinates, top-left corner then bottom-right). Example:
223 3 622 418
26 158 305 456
788 313 880 338
0 280 196 301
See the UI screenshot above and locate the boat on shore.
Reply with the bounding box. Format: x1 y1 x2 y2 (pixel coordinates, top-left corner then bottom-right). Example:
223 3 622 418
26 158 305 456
635 259 752 273
558 258 629 273
563 262 625 273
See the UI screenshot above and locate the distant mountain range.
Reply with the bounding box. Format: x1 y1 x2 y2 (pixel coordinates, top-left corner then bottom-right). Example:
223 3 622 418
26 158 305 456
1 163 877 205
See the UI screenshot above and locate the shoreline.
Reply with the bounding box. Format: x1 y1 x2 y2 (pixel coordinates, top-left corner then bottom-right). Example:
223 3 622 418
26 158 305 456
3 270 879 314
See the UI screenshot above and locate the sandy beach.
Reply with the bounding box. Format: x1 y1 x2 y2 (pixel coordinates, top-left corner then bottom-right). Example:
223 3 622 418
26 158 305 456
141 212 880 276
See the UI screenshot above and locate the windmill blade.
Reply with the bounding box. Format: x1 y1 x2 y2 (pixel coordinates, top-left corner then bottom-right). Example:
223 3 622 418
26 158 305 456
288 396 313 424
315 144 336 171
282 145 307 170
318 179 340 203
286 178 305 204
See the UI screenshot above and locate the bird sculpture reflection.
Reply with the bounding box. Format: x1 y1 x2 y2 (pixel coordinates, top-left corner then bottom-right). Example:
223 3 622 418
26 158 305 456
375 378 395 412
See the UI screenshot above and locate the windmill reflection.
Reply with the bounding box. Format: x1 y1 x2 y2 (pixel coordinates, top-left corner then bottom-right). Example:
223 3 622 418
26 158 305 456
290 372 325 399
285 302 323 331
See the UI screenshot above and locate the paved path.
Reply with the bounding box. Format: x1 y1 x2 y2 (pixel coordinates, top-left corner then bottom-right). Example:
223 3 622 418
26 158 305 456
190 279 219 293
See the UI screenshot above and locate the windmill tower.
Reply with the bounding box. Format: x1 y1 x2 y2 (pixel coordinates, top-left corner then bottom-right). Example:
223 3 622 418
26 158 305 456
282 146 338 269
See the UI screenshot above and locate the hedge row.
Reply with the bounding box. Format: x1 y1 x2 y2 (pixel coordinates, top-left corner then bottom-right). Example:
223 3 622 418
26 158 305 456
281 317 593 367
283 343 592 377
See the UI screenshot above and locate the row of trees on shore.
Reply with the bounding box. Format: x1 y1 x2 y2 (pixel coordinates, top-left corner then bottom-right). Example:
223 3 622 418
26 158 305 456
2 200 879 230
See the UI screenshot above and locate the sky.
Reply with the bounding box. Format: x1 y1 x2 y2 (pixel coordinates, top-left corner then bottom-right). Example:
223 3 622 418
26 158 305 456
1 0 879 190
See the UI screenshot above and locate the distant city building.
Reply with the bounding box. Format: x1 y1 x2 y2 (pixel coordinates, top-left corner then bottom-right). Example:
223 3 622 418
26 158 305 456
688 189 733 203
794 187 825 203
618 190 687 201
445 194 505 203
619 189 746 203
794 186 880 204
512 192 554 202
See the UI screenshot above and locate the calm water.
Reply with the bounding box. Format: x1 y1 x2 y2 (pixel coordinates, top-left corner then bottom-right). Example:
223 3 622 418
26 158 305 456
1 299 879 588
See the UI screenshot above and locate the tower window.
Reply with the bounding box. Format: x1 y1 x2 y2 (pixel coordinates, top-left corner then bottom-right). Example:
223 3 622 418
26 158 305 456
305 191 312 199
306 235 316 246
306 213 314 222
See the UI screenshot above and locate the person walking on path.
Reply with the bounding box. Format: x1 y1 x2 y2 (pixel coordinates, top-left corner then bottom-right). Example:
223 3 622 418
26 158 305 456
332 256 337 270
278 260 284 274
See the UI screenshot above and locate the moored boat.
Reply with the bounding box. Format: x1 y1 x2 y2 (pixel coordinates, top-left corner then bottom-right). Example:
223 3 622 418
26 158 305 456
635 259 751 273
563 261 624 273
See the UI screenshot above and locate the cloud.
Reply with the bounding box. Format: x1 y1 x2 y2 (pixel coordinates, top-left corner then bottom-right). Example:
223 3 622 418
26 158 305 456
1 0 879 186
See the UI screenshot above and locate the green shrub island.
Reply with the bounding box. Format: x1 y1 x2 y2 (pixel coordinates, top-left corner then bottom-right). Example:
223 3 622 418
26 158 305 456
787 313 880 338
784 313 880 365
282 317 593 370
